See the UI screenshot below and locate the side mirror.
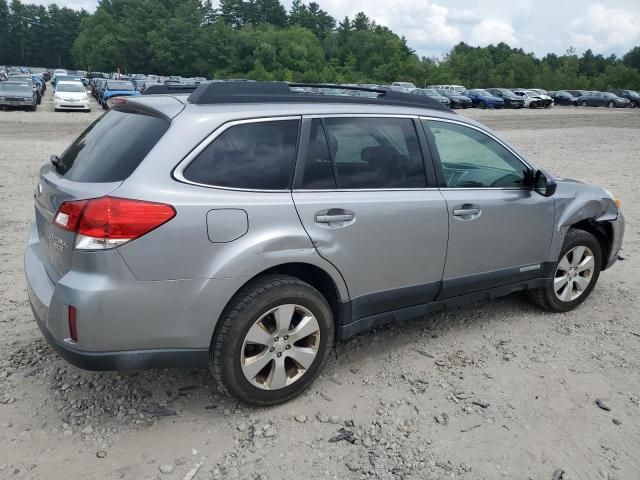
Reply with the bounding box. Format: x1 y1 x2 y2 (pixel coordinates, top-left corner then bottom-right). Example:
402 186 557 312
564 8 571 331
533 169 557 197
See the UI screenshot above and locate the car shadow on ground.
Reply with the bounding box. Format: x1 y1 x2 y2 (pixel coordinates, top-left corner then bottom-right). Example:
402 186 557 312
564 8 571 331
10 291 554 429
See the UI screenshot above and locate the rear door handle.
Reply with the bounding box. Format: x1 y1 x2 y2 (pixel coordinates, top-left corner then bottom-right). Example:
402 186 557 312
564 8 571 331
453 208 480 216
315 208 355 224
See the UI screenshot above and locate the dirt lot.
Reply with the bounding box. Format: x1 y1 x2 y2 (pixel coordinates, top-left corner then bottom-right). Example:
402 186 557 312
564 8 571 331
1 90 639 480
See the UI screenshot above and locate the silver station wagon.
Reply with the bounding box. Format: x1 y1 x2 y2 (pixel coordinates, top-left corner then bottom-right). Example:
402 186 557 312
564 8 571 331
25 82 624 405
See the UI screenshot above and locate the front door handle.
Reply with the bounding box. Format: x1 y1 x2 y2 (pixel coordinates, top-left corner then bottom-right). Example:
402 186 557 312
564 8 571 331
315 208 355 224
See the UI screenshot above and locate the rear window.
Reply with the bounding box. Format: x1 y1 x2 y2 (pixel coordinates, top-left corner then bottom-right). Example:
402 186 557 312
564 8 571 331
0 83 32 95
183 119 300 190
58 109 169 182
107 81 135 91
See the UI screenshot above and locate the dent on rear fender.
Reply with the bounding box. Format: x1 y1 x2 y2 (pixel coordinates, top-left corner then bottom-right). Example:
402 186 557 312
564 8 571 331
206 230 350 300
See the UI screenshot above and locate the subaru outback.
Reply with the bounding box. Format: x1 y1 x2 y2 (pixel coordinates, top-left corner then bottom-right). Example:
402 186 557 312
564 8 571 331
25 82 624 405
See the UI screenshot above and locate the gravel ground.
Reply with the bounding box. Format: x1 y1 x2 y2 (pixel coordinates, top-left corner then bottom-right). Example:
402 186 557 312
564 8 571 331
1 90 639 480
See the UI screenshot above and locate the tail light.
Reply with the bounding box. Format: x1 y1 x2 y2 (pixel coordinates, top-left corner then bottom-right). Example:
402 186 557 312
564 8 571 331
54 196 176 250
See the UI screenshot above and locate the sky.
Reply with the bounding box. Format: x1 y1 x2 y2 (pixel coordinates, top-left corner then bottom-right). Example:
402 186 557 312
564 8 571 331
29 0 640 59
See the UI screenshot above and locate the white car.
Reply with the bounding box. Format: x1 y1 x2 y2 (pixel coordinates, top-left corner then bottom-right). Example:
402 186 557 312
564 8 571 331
512 89 544 109
53 69 68 76
391 81 417 91
53 81 91 112
528 88 554 108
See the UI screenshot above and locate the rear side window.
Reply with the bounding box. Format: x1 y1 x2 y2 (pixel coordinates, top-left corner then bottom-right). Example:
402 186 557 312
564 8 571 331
59 109 169 182
303 117 426 189
183 119 300 190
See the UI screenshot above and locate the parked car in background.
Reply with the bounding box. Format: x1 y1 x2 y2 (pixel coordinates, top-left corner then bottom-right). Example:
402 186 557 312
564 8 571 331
428 84 466 93
565 90 589 99
53 68 68 76
486 88 525 108
575 91 629 108
512 89 544 109
521 89 553 108
436 89 472 108
548 91 579 106
100 80 141 108
411 88 451 107
7 75 41 104
0 81 37 110
463 89 504 109
91 78 107 99
53 81 91 112
52 75 83 89
607 89 640 108
601 92 630 108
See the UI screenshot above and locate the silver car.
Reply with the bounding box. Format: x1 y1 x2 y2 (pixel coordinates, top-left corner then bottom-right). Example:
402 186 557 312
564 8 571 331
25 82 624 405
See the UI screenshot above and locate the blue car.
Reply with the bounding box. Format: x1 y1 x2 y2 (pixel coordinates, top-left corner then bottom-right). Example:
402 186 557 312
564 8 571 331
463 89 504 109
99 80 141 108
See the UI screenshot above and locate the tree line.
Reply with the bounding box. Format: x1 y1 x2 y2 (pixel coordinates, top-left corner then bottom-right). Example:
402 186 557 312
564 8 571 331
2 0 640 90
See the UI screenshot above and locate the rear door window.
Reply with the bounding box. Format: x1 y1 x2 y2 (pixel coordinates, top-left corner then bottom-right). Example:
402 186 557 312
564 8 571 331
300 117 426 189
183 119 300 190
58 108 169 182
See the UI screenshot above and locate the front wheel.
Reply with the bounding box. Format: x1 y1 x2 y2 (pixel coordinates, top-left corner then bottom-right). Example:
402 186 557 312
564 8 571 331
528 229 602 312
478 100 486 109
607 101 615 108
630 101 637 108
581 100 588 107
210 275 334 406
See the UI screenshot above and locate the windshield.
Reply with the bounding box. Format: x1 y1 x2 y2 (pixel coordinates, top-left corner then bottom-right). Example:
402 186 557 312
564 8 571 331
0 83 33 95
56 83 86 93
107 81 135 91
525 90 539 96
422 89 440 96
472 89 490 96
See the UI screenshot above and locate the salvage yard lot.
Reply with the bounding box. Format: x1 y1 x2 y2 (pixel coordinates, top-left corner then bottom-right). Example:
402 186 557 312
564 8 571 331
1 90 639 480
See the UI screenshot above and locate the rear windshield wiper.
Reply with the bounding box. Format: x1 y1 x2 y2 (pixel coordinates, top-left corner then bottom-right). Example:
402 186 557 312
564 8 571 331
50 154 68 174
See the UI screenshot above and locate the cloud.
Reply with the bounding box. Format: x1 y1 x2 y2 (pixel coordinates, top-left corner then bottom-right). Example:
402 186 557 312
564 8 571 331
318 0 461 55
569 3 640 53
470 18 518 46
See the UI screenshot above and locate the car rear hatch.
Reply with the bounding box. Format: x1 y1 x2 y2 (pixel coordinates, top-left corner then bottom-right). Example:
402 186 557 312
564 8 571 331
33 103 175 282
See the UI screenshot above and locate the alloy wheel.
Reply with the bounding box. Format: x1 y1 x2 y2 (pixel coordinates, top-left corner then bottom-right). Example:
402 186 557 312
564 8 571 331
240 304 320 390
554 246 595 302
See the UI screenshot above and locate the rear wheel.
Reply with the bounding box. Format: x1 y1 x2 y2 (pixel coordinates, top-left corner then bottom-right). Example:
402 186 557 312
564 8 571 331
210 275 334 406
581 100 588 107
478 100 486 109
528 229 602 312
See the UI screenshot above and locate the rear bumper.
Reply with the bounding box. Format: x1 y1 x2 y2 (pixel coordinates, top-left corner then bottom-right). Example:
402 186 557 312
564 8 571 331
29 298 208 370
54 101 90 110
24 222 235 370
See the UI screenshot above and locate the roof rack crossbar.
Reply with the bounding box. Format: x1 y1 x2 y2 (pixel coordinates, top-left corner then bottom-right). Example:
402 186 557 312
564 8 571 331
187 81 452 113
142 84 199 95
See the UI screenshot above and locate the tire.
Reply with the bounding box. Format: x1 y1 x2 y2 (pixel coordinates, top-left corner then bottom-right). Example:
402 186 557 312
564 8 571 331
607 101 615 108
528 229 602 312
478 100 486 109
630 101 637 108
529 102 537 109
210 274 334 406
581 100 588 107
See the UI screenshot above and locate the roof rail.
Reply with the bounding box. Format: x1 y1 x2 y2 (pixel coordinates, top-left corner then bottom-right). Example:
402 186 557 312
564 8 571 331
187 81 452 112
142 84 198 95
